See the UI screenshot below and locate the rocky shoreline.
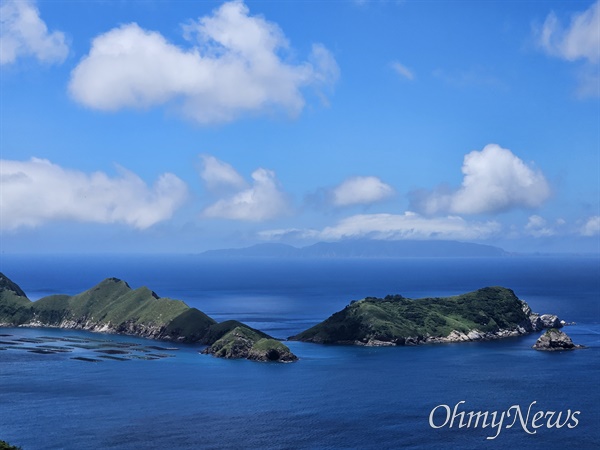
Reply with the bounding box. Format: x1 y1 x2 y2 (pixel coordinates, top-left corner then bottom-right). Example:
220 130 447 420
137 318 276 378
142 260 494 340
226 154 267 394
354 305 566 347
291 287 570 348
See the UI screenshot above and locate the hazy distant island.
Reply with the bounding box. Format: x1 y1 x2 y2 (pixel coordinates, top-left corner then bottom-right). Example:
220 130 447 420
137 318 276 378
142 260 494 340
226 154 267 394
200 240 509 258
290 287 567 347
0 273 297 363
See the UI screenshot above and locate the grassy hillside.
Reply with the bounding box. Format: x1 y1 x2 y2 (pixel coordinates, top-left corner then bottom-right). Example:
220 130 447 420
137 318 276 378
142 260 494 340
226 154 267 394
0 272 296 361
291 287 530 344
0 273 32 324
21 277 209 337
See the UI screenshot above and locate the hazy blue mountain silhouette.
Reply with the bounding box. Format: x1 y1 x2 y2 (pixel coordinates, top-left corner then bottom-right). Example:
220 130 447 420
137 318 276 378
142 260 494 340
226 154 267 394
201 240 508 258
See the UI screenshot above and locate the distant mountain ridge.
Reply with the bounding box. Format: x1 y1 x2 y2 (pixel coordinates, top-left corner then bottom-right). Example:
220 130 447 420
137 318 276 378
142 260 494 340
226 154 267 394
201 240 508 258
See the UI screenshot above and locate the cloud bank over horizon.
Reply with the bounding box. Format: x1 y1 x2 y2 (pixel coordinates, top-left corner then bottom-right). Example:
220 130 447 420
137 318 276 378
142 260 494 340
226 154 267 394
0 158 188 230
68 0 339 124
260 212 502 242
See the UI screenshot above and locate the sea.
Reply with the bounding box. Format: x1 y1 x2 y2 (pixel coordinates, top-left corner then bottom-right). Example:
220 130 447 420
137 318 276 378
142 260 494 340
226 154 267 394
0 255 598 450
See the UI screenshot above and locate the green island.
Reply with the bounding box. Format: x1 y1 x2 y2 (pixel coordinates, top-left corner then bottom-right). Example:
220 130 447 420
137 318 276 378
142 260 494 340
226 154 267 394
290 286 563 346
0 273 296 363
2 271 574 359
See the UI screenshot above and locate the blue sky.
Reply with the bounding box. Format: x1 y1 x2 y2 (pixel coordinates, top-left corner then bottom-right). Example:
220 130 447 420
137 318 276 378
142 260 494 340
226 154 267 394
1 0 599 253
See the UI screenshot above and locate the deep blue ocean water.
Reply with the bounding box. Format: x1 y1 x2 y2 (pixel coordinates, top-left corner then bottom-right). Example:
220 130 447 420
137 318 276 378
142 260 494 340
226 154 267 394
0 255 598 449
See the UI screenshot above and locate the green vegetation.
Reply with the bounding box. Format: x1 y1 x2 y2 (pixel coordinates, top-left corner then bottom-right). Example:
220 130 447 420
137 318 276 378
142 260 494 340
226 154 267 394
0 273 31 324
31 278 194 330
203 326 297 362
160 307 216 342
291 287 530 344
0 440 21 450
1 276 212 341
0 272 297 361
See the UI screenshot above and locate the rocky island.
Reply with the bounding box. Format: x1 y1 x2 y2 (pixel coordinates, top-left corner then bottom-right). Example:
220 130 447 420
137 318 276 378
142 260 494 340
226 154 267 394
532 328 584 351
290 286 562 346
0 273 296 362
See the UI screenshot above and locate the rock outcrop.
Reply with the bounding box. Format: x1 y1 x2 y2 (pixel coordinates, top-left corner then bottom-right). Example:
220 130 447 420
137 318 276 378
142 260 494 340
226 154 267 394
533 328 584 351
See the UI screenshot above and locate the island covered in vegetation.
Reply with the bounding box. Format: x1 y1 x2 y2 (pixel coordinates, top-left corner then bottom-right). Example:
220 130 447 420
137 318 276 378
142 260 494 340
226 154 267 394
2 272 577 359
0 273 296 362
290 286 563 346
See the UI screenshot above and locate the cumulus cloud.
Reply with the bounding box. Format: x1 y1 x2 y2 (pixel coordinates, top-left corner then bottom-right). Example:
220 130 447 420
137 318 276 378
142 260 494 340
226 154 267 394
580 215 600 236
331 176 394 207
0 0 68 65
391 61 414 80
536 1 600 97
260 212 501 242
201 160 289 221
0 158 187 230
410 144 551 215
199 154 247 192
68 0 339 124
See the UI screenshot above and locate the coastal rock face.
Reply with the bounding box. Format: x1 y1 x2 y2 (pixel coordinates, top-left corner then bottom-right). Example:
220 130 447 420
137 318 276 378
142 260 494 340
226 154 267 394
291 287 562 347
527 310 563 331
533 328 584 351
0 273 296 362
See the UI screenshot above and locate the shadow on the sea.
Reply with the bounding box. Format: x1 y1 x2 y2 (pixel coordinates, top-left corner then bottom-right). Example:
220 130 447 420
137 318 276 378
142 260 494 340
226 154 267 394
0 333 180 363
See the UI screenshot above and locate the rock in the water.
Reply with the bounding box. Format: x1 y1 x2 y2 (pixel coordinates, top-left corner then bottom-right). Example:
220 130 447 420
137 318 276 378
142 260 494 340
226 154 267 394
532 328 584 351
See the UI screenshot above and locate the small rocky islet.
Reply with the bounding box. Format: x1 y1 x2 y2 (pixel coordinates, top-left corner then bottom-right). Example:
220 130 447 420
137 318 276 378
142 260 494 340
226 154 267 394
1 273 583 362
532 328 585 351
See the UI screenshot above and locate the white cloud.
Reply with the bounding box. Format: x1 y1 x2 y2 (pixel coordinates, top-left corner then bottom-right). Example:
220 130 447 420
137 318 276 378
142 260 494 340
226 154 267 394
0 0 68 65
68 1 339 124
391 61 414 80
331 176 394 206
319 213 501 240
536 1 600 97
199 154 247 192
202 166 289 221
525 215 555 237
538 1 600 63
0 158 187 230
411 144 551 215
261 212 501 242
580 215 600 236
258 227 319 241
